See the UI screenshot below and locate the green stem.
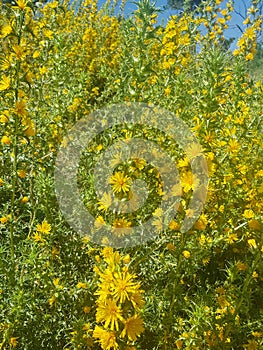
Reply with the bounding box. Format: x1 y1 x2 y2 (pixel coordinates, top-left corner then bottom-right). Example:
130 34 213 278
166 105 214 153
9 114 19 283
224 250 262 341
164 232 188 349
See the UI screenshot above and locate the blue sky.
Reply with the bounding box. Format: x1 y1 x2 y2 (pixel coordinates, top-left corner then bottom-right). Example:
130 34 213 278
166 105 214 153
97 0 256 50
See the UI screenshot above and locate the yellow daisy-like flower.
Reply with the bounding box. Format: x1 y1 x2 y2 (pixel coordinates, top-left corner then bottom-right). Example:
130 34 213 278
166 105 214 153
247 239 257 249
168 220 180 231
101 247 121 266
96 298 123 331
181 171 196 193
94 215 106 230
0 75 11 91
14 100 28 118
193 214 208 231
111 270 138 304
32 232 44 243
120 314 144 342
13 0 29 10
185 142 203 160
93 326 118 350
1 135 11 145
1 24 13 38
109 172 131 193
98 192 112 211
130 290 145 310
112 217 132 237
36 220 51 234
243 209 254 219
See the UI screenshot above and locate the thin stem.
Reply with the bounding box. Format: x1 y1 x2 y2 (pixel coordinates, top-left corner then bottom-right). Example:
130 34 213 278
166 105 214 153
164 231 188 349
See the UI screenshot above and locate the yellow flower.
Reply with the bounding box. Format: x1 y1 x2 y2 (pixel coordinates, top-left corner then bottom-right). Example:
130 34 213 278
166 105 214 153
24 123 35 137
36 220 51 234
109 171 131 193
48 295 56 306
169 220 180 231
33 51 40 59
205 6 212 12
9 337 18 348
181 171 195 193
13 44 28 60
122 254 130 264
130 290 145 310
243 339 259 350
225 232 238 244
245 53 254 61
248 239 257 249
32 232 44 242
93 326 118 350
228 139 240 154
17 169 26 178
236 261 247 271
248 219 261 230
164 86 171 95
0 178 3 186
112 218 132 237
101 247 121 266
77 282 87 289
53 278 60 287
111 270 138 304
120 314 144 341
252 331 262 338
243 209 254 219
21 196 29 203
43 28 53 39
182 250 190 259
0 75 11 91
96 298 123 331
0 217 9 224
94 215 106 230
167 243 176 251
14 100 28 118
1 24 13 37
83 306 91 314
98 192 112 211
0 114 8 123
1 135 11 145
13 0 29 10
175 339 183 349
152 217 163 233
193 214 208 231
217 295 230 308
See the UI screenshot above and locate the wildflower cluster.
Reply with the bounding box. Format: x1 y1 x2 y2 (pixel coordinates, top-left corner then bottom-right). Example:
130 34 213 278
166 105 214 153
93 248 145 349
0 0 262 349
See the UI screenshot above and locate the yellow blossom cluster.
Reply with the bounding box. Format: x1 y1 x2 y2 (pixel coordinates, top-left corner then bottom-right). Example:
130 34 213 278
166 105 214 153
93 247 145 349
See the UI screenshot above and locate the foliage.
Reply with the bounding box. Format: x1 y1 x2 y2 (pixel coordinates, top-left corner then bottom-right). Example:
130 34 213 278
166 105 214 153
0 0 263 349
166 0 203 11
